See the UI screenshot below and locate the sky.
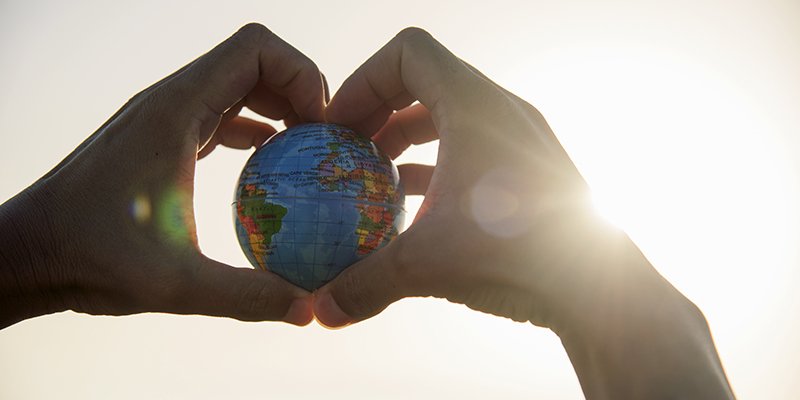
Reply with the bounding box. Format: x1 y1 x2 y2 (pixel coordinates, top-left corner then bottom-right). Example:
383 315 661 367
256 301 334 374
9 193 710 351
1 0 798 398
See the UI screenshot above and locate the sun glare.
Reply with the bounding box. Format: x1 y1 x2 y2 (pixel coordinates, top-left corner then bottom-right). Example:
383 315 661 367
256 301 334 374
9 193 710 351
590 186 633 230
523 41 798 315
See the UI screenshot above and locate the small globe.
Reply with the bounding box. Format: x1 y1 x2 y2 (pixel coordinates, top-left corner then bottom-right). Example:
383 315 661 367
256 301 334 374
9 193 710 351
233 123 406 291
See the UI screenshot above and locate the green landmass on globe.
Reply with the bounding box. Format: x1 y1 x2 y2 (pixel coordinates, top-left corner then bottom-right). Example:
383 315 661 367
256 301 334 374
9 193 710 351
233 123 406 291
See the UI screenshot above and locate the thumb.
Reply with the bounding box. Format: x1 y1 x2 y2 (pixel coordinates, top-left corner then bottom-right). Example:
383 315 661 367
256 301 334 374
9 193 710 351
167 256 314 326
313 233 421 328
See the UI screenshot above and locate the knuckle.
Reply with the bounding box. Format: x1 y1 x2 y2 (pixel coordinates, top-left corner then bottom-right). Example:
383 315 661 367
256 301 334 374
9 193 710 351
124 88 151 109
235 22 274 43
396 26 434 44
294 59 322 86
306 59 322 76
396 27 440 57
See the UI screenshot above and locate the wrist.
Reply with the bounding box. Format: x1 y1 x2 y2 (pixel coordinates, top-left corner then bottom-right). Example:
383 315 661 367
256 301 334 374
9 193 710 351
0 183 73 328
558 294 733 399
546 223 734 398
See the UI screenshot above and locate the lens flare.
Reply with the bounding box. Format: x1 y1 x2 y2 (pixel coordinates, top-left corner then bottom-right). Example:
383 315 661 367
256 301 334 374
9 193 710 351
130 193 152 225
468 168 530 238
155 187 196 247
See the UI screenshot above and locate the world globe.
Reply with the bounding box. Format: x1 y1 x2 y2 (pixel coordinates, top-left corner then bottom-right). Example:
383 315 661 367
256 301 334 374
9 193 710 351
233 123 406 291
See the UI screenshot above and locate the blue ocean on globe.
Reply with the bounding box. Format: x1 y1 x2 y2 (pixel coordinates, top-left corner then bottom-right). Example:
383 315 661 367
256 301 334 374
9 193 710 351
233 123 406 291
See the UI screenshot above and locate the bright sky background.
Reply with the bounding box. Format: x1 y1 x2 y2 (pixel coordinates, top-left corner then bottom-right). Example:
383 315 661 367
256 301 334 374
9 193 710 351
1 0 798 398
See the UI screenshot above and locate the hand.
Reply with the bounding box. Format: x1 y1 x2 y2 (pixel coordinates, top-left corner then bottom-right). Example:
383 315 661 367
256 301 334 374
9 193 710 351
314 26 640 331
313 28 734 399
0 24 325 328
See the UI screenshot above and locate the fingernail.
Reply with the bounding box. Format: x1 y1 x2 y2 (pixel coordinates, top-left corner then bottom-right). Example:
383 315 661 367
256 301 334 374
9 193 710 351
314 292 353 329
283 297 313 326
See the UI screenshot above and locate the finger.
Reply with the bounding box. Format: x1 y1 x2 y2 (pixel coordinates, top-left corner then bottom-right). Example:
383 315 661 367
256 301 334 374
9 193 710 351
330 92 417 139
198 116 276 159
169 256 314 326
326 27 484 132
462 59 568 146
460 58 549 126
220 99 246 123
460 58 579 172
284 111 302 128
244 83 293 120
218 116 277 149
349 103 394 138
397 164 434 195
313 238 407 327
313 223 442 327
321 72 330 104
164 23 326 137
372 103 438 159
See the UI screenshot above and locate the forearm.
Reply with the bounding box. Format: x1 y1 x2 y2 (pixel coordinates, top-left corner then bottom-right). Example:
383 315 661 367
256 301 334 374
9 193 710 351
0 187 70 328
555 262 735 399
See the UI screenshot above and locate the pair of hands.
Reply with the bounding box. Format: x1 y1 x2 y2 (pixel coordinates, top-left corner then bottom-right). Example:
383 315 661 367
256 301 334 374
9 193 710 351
1 24 736 399
0 24 668 331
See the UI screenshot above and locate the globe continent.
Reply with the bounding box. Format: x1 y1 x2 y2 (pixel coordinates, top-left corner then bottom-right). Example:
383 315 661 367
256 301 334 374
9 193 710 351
233 123 406 291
